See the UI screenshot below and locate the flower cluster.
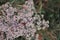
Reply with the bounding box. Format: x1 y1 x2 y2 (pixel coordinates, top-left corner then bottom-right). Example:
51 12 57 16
0 0 49 40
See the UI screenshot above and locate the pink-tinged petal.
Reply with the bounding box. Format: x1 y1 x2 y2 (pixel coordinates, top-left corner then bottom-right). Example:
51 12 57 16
22 5 28 9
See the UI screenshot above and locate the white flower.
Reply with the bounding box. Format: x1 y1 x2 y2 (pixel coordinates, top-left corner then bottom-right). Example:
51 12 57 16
35 34 39 40
42 27 46 30
41 14 44 18
42 19 46 24
46 20 49 24
37 26 41 30
37 22 41 25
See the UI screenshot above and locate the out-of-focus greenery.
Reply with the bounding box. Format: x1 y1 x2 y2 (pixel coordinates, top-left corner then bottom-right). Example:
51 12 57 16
41 0 60 40
0 0 25 6
0 0 60 40
32 0 60 40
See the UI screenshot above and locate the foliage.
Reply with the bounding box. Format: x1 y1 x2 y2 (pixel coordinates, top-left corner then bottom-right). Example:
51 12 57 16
33 0 60 40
